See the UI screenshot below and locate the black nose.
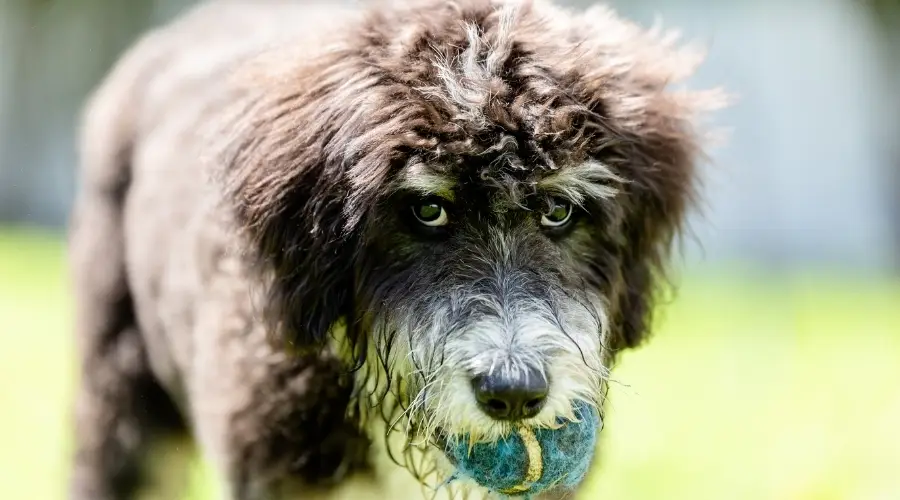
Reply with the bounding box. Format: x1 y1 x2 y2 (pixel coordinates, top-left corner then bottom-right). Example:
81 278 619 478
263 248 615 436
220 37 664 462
471 368 549 421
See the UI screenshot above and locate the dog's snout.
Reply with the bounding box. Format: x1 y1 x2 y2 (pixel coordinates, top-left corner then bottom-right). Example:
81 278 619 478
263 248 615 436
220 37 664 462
471 368 549 421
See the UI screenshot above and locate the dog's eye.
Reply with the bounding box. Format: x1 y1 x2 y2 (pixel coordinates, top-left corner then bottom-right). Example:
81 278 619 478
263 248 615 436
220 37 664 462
412 201 449 227
541 200 574 228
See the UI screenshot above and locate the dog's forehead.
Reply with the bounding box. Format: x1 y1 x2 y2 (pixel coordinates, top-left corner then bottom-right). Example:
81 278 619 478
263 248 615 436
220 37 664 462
376 2 628 210
398 148 621 209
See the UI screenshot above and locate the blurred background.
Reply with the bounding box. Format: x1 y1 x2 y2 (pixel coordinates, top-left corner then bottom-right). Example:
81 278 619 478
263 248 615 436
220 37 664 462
0 0 898 499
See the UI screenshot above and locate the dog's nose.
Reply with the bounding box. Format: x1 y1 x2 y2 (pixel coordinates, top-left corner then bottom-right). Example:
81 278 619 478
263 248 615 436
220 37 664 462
471 368 549 421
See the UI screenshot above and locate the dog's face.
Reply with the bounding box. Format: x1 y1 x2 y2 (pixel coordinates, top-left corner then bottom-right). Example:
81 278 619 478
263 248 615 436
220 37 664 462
356 150 619 443
221 0 722 487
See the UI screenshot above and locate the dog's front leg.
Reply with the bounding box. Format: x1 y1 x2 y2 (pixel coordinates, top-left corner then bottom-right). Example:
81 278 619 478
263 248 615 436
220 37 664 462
184 265 369 500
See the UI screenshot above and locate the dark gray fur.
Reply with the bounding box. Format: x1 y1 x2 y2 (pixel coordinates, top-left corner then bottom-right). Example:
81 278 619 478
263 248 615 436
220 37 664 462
67 1 722 498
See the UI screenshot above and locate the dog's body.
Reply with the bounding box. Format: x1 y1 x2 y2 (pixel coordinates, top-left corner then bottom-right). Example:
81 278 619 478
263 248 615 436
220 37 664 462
68 1 720 499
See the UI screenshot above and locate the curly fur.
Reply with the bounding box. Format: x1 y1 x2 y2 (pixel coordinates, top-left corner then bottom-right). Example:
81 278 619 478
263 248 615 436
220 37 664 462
67 1 724 499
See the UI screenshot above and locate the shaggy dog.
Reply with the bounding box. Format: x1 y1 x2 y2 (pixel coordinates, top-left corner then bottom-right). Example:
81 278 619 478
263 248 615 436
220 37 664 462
67 0 722 498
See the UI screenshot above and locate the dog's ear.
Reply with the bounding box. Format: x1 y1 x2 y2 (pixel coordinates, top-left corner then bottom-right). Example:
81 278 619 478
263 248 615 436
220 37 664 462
557 9 727 353
213 50 383 353
602 86 724 353
509 3 727 354
608 170 688 352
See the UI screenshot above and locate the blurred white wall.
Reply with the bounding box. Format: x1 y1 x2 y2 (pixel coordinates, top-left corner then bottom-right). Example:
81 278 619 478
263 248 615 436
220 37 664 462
593 0 899 271
0 0 897 272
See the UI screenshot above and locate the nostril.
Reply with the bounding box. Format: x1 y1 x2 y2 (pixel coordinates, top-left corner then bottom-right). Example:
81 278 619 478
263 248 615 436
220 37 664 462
524 398 545 411
486 398 509 412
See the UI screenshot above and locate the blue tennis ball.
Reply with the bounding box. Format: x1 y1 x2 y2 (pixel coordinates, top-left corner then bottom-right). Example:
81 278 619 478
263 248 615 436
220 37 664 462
443 401 600 498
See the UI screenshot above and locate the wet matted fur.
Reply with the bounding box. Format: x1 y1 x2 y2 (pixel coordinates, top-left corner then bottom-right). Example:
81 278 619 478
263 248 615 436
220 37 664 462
67 0 724 498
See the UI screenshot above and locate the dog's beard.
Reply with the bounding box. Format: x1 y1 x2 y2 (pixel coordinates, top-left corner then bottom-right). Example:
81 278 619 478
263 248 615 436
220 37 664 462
345 287 611 489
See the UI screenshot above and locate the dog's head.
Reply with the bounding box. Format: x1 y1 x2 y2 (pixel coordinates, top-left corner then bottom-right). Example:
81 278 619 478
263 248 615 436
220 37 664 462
221 0 722 490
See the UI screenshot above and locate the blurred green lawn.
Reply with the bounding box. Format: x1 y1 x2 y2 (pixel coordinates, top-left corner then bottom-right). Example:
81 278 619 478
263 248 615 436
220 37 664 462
1 227 898 500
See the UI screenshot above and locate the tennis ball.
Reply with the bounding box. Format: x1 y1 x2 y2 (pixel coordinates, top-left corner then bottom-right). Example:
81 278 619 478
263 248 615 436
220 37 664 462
443 401 600 498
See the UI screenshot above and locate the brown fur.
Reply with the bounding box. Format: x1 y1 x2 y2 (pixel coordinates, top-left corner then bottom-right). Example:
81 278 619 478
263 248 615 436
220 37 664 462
67 1 723 498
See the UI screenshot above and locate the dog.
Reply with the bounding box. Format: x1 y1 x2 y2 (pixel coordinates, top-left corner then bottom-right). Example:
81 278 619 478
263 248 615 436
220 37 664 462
67 0 722 498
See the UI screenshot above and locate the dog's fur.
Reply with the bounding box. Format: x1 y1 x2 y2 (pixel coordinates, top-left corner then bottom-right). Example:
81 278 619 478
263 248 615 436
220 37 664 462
67 0 722 498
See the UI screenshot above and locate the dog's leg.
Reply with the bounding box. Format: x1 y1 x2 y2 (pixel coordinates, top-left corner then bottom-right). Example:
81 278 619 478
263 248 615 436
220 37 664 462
68 188 190 500
182 269 372 500
67 102 145 496
69 326 150 500
67 87 187 496
182 276 283 500
68 189 182 499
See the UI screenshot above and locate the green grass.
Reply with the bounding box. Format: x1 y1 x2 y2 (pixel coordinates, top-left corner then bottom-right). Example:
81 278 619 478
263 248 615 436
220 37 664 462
1 227 898 500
